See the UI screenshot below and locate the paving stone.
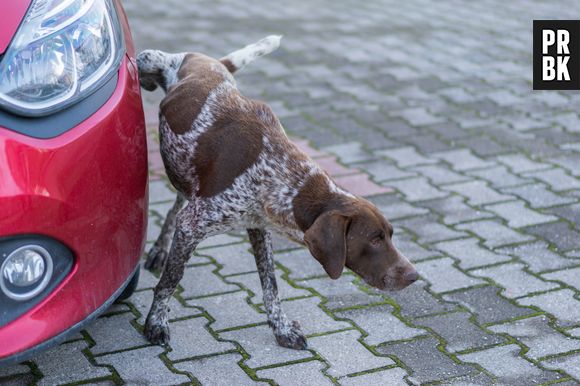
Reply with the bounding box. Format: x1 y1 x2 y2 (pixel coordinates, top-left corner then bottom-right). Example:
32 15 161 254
0 374 37 386
86 313 148 355
468 165 529 188
471 262 559 298
517 289 580 326
417 311 505 353
340 367 409 386
419 195 494 225
458 344 562 385
0 365 30 378
386 177 449 202
412 164 471 185
387 281 456 318
443 372 497 386
542 267 580 290
548 202 580 228
525 222 580 252
416 257 485 293
166 317 234 361
174 353 264 385
444 286 534 325
391 107 444 126
220 325 312 368
542 352 580 381
201 243 257 276
275 247 327 280
322 142 374 164
335 304 425 345
280 297 351 335
130 289 202 326
33 341 111 386
229 269 310 302
434 238 512 269
188 292 264 331
300 274 382 310
433 149 495 171
257 361 333 386
525 168 580 192
442 181 514 206
490 315 580 360
373 200 429 220
357 160 417 182
146 214 162 243
97 346 189 385
135 265 162 290
310 330 394 377
496 241 578 273
179 264 240 298
378 337 476 384
399 215 467 244
335 173 393 197
497 155 552 174
197 234 244 249
456 220 534 248
392 231 441 263
148 180 176 203
485 201 559 228
375 146 437 167
501 183 576 208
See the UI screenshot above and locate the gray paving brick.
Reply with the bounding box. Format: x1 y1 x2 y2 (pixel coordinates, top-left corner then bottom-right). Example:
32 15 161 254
442 181 514 206
501 183 576 208
525 168 580 192
322 142 374 164
34 341 111 386
542 267 580 290
357 161 417 182
375 146 437 167
0 373 36 386
0 365 30 378
340 367 409 386
377 337 476 384
412 164 471 185
490 316 580 360
373 201 429 220
229 270 310 302
444 286 534 325
419 195 494 225
310 330 394 377
518 289 580 327
135 265 161 290
299 274 382 310
458 345 562 385
280 297 351 335
387 281 456 318
399 215 467 244
275 248 327 280
485 201 559 228
188 292 264 331
180 264 240 298
416 311 505 353
335 304 425 345
497 155 551 174
416 257 485 293
148 180 176 203
392 231 441 262
496 241 578 273
174 353 264 385
197 233 244 249
387 177 449 202
456 220 534 248
468 165 529 188
130 289 202 326
433 149 494 171
548 202 580 228
391 107 444 126
166 317 234 361
525 222 580 252
220 325 311 368
257 361 333 386
542 353 580 382
434 238 512 269
146 214 162 243
472 262 559 298
86 313 148 355
202 243 257 276
97 346 189 385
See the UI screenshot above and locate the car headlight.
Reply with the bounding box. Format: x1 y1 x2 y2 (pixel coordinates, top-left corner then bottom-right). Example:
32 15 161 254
0 0 124 117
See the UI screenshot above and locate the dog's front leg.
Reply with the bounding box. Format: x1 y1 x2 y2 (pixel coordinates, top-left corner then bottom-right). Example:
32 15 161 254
247 228 307 350
145 194 186 271
145 202 202 345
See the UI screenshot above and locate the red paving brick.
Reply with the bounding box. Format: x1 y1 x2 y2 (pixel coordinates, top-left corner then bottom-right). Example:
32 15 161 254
316 156 358 177
334 173 394 197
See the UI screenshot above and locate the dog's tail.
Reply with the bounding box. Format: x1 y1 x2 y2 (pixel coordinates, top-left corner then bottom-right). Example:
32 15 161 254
220 35 282 74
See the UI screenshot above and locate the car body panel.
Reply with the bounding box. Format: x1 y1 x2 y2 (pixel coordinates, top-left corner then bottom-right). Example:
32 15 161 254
0 1 31 55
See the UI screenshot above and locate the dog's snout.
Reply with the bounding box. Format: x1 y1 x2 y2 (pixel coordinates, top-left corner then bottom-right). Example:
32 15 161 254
405 270 419 283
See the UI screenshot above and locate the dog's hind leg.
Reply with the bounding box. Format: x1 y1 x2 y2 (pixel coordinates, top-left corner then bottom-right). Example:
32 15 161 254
247 228 307 350
144 201 203 345
145 194 186 271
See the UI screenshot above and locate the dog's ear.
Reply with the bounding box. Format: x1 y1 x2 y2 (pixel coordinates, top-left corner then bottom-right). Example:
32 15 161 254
304 210 350 279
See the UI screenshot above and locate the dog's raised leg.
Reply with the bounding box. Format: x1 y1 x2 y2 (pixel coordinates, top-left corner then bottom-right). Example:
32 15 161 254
145 194 186 271
145 202 202 345
247 228 307 350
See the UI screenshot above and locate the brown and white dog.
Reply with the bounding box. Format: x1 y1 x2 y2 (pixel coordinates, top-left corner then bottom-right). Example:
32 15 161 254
137 36 418 350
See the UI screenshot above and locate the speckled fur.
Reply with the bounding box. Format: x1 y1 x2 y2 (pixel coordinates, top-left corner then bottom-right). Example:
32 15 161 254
138 37 412 349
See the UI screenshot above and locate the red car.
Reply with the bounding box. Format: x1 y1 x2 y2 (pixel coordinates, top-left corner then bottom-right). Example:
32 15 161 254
0 0 148 366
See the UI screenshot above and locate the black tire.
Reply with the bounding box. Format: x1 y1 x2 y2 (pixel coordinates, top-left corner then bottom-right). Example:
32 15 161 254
116 267 140 302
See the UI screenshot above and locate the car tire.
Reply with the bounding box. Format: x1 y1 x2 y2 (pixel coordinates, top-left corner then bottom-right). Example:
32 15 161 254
116 267 140 302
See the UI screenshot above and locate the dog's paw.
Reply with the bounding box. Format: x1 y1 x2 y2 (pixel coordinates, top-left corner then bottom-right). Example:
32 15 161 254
144 318 171 346
144 245 168 272
274 320 308 350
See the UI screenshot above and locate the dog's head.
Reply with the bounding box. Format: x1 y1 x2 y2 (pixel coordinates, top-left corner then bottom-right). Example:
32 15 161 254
304 199 418 291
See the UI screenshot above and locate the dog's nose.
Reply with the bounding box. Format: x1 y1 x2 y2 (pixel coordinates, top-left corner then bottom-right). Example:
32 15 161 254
405 270 419 283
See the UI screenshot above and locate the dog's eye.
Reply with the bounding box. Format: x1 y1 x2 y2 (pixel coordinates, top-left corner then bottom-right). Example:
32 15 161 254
370 232 385 247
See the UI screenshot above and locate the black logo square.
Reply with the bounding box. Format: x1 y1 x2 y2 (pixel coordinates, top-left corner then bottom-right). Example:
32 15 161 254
533 20 580 90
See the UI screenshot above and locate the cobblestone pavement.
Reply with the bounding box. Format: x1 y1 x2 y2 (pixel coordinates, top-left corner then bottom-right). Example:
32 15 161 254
3 0 580 385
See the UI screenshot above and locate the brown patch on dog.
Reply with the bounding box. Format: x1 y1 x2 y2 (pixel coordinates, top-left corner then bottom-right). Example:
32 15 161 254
193 101 268 197
220 58 237 74
293 174 341 231
160 53 225 134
